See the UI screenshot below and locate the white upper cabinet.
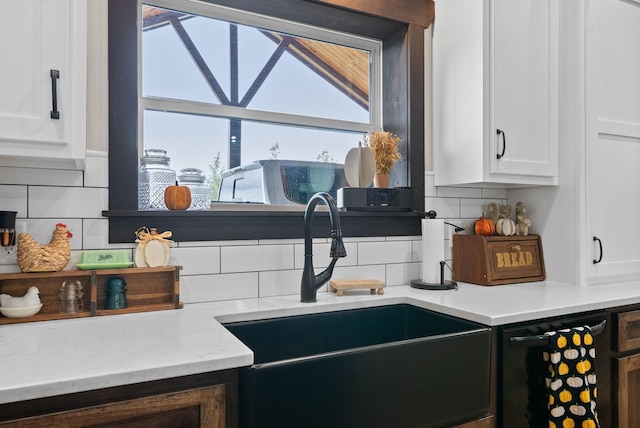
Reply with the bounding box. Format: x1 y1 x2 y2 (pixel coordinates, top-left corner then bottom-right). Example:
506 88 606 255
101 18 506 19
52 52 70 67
0 0 87 169
586 0 640 282
433 0 559 187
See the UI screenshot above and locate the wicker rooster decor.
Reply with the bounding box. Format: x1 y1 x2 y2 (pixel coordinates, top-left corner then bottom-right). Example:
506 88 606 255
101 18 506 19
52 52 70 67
17 223 72 272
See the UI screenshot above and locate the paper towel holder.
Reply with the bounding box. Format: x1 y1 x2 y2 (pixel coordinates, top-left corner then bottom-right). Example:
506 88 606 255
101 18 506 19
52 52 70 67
410 261 457 290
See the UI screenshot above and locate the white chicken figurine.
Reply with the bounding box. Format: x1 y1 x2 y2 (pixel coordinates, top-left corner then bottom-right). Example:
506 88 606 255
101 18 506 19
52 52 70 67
17 223 72 272
0 286 41 308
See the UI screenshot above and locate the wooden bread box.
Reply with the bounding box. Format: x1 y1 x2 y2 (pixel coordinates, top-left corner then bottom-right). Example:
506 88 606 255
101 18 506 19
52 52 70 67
452 234 545 286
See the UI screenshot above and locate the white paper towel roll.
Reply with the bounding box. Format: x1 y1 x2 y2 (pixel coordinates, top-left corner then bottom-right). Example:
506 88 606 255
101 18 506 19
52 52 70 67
421 219 444 284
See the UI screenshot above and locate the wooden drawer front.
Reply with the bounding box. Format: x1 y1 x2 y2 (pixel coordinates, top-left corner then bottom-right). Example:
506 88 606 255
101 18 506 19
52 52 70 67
615 353 640 428
616 310 640 352
486 238 544 281
0 385 226 428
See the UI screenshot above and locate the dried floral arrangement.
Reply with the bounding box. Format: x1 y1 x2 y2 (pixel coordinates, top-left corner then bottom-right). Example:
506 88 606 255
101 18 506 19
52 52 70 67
363 131 401 175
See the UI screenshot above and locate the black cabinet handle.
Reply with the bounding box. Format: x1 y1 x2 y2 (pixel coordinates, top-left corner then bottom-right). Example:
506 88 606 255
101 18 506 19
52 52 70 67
496 129 506 159
509 319 607 347
593 236 603 264
50 69 60 120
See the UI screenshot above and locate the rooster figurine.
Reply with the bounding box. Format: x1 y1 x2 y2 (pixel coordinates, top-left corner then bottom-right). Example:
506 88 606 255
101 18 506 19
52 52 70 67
17 223 72 272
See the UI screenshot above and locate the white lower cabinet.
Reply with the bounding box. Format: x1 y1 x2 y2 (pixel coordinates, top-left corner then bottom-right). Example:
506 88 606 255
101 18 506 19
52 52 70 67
0 0 86 169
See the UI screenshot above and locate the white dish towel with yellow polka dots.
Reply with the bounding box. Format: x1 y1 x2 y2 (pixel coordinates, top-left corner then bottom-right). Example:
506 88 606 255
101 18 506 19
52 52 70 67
544 326 599 428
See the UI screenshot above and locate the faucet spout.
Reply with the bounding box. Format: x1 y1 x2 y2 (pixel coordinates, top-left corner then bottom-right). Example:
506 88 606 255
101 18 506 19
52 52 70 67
301 192 346 303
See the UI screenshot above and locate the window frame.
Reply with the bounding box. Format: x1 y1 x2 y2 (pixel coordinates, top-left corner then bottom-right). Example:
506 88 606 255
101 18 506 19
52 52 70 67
105 0 432 243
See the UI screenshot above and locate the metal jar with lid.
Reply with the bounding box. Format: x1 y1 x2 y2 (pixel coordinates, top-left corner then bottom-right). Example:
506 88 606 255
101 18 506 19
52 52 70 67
138 149 176 210
178 168 210 210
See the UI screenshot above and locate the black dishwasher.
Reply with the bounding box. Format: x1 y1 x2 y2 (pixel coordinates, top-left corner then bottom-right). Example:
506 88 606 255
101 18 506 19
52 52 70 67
498 311 611 428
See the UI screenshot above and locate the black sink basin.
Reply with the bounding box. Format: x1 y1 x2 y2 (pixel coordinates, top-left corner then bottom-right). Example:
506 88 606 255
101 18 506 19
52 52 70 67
223 304 492 428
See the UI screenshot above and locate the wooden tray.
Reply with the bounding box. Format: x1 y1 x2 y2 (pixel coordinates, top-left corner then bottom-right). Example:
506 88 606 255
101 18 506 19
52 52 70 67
0 266 182 325
330 279 385 296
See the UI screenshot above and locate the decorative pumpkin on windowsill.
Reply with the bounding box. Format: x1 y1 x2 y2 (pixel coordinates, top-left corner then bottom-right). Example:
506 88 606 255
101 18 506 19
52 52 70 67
164 181 191 210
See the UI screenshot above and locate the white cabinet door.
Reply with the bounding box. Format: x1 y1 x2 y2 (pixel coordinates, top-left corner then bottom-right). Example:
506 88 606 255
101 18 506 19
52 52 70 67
0 0 86 169
490 0 559 179
586 0 640 282
433 0 559 187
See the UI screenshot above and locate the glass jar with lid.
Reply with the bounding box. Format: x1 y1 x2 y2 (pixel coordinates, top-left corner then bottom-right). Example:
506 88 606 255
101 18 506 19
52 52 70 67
178 168 211 210
138 149 176 210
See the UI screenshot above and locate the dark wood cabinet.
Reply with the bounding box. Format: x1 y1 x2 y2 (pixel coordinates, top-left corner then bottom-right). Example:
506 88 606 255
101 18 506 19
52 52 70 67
613 308 640 428
451 415 495 428
0 370 238 428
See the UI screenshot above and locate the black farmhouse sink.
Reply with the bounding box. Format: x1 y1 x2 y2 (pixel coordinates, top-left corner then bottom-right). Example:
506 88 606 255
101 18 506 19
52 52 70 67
223 304 492 428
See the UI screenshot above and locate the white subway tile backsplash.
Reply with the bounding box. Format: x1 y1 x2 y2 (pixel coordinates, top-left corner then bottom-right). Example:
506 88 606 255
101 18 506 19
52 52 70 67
386 262 421 286
358 241 413 265
343 236 383 243
437 186 482 198
221 244 294 273
81 218 134 249
29 186 108 218
460 198 494 219
293 241 357 269
172 246 221 275
0 185 28 216
424 172 437 197
181 272 259 303
424 196 459 218
0 166 83 187
84 151 109 188
259 269 302 297
481 187 508 199
331 264 386 283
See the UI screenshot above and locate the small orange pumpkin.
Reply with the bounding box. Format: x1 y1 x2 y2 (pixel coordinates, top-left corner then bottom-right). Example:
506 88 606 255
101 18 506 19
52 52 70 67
474 214 495 236
164 181 191 210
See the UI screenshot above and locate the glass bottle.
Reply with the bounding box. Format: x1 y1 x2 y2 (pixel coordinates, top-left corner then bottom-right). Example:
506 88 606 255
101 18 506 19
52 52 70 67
138 149 176 210
58 280 84 314
105 277 128 310
178 168 210 210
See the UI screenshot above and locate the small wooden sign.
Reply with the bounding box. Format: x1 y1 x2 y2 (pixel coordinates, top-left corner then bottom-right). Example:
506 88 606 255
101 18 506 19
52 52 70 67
452 234 545 286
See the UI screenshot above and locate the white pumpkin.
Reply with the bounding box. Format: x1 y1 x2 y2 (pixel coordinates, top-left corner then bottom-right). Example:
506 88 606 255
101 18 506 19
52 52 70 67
570 404 587 416
496 218 516 236
566 376 584 388
550 379 563 391
563 348 579 360
550 406 565 418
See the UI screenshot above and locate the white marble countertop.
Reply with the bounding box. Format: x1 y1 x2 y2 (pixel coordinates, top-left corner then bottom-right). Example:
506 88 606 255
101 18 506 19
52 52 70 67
2 279 640 405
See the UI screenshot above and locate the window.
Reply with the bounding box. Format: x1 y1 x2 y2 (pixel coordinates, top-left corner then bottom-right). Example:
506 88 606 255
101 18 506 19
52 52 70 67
106 0 432 242
140 1 381 202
